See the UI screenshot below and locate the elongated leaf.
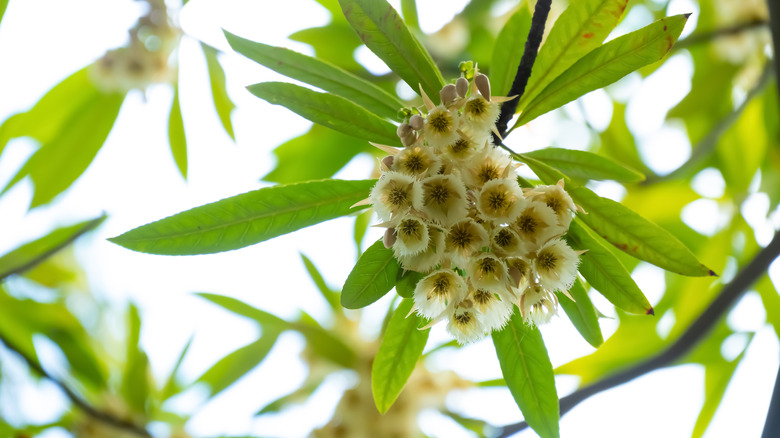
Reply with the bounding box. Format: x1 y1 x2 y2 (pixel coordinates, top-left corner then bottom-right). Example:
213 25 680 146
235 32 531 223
226 31 402 120
555 279 603 347
691 344 749 437
491 6 532 97
122 304 150 414
523 148 644 182
567 219 652 314
372 298 430 413
301 254 340 313
109 179 374 255
161 336 193 400
519 154 712 276
248 82 400 146
515 15 688 127
202 43 235 139
492 313 559 438
395 270 423 298
338 0 445 100
3 90 125 208
168 86 188 179
289 23 365 73
262 124 374 184
519 0 629 109
0 0 8 27
257 376 326 415
196 331 281 397
400 0 419 31
0 216 106 281
197 293 357 368
341 239 399 309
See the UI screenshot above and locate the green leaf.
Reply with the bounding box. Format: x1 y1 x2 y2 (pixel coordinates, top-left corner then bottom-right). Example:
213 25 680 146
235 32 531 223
400 0 419 31
395 270 423 299
289 23 365 73
247 82 400 146
523 148 644 182
122 304 150 414
196 331 281 397
109 179 374 255
338 0 445 100
691 356 745 438
372 298 430 413
567 219 652 314
492 313 559 438
0 0 8 26
515 14 688 127
555 279 603 347
202 43 236 139
168 86 188 179
519 0 629 109
341 239 400 309
519 154 712 276
353 209 372 254
197 293 357 368
490 5 532 97
262 124 374 184
301 254 340 313
161 336 193 400
226 31 402 120
3 90 125 208
256 376 326 415
0 216 106 281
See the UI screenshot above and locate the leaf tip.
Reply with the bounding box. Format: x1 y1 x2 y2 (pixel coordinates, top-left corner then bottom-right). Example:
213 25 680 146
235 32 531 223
646 307 655 316
683 12 692 19
708 269 719 277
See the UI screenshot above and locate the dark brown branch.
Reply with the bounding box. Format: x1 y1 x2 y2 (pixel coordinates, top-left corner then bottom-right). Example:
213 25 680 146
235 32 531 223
498 229 780 437
493 0 552 143
0 332 152 437
674 19 769 50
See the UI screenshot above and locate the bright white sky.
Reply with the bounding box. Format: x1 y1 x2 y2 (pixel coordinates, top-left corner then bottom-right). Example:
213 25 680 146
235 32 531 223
0 0 779 437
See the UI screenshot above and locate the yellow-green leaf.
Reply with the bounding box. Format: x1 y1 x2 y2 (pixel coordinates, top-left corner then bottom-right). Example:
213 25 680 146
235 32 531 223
168 86 188 179
341 239 399 309
556 279 603 347
202 43 236 140
523 147 644 182
491 5 532 97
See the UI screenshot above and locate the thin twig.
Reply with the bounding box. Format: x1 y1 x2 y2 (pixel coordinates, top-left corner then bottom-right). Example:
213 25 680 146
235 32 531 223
497 230 780 437
493 0 552 143
674 19 769 50
0 332 152 437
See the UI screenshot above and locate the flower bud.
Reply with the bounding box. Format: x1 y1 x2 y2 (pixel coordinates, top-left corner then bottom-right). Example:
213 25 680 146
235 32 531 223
397 123 412 139
401 131 418 147
456 77 469 98
475 73 491 100
383 227 397 248
409 114 424 130
440 84 458 105
381 155 394 170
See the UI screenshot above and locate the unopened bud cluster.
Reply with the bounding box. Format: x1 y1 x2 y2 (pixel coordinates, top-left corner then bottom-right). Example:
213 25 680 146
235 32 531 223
90 0 179 92
369 70 582 343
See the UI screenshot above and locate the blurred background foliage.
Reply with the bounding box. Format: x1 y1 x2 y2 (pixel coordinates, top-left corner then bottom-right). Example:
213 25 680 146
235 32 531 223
0 0 778 437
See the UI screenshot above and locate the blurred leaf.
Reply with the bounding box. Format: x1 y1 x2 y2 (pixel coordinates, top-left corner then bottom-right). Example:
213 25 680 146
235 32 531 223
567 219 652 314
338 0 445 100
515 15 687 127
691 356 744 438
301 254 340 313
289 23 365 73
256 375 326 415
161 336 193 400
519 0 629 110
598 101 646 173
492 313 559 438
247 82 400 145
353 209 372 254
196 330 281 397
717 94 767 195
0 0 7 26
198 293 356 367
490 5 532 97
520 154 712 276
168 86 188 179
341 239 399 309
556 279 603 348
262 124 374 184
621 179 699 223
523 148 644 182
757 276 780 340
226 31 402 120
109 179 374 255
443 410 490 435
2 90 125 208
202 43 236 140
372 298 430 414
0 216 106 281
122 304 150 414
395 270 423 299
400 0 419 31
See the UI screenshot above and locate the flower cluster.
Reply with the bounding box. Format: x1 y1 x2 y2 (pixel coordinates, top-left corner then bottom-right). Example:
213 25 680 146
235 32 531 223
90 0 179 92
369 67 583 343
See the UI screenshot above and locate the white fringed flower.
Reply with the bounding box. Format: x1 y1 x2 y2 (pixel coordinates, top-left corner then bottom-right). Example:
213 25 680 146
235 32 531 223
445 298 486 344
533 238 580 292
470 287 513 332
442 135 479 163
397 227 445 273
518 284 558 325
423 106 459 148
511 201 564 253
369 171 423 221
393 146 439 177
476 178 525 222
491 227 523 257
414 269 468 319
464 147 513 189
462 95 500 133
467 253 508 294
444 219 489 266
526 179 577 229
506 257 531 292
393 215 430 257
421 174 468 226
